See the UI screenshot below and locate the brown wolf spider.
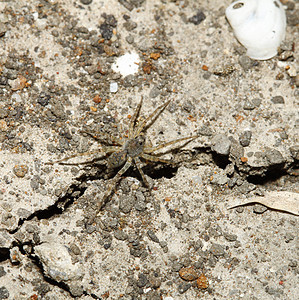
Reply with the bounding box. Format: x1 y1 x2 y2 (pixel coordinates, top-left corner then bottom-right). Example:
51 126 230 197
48 98 197 210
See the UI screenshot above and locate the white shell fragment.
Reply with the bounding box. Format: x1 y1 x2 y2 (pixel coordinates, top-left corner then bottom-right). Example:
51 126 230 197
112 52 140 76
34 242 83 282
225 0 286 60
228 191 299 215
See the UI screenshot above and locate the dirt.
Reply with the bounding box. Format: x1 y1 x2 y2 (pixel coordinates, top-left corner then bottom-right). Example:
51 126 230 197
0 0 298 299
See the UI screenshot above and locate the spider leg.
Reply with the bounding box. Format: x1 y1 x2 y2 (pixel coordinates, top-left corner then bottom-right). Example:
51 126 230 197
134 156 150 188
129 96 143 138
81 130 124 146
140 153 173 164
97 157 133 212
46 146 121 165
144 135 198 154
136 99 171 136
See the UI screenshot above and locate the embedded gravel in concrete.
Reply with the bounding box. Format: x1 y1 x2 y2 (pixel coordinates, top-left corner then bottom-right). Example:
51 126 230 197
0 0 298 299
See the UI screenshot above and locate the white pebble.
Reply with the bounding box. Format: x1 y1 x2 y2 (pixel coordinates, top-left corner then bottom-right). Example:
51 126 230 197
110 82 118 93
112 52 140 77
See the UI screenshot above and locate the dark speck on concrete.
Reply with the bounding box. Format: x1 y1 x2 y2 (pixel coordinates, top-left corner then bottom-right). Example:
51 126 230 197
188 10 206 25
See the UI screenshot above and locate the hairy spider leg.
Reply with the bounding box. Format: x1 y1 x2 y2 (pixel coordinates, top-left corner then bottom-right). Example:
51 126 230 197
129 96 143 138
97 157 133 214
46 146 122 165
140 153 173 164
80 130 124 146
134 156 150 187
135 99 171 136
144 135 198 154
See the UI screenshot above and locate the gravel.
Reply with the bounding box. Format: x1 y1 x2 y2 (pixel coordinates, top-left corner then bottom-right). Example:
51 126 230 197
0 0 297 299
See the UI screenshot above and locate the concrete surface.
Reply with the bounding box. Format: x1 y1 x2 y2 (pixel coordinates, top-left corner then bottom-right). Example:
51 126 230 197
0 0 298 299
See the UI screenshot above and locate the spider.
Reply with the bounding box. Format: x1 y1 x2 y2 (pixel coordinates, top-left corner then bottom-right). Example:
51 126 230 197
48 98 197 210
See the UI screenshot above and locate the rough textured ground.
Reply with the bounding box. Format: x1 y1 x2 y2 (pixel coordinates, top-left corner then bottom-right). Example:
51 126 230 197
0 0 298 299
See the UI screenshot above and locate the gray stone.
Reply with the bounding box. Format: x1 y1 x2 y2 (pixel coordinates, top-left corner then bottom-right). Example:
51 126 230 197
114 230 128 241
197 125 213 136
271 96 284 104
134 191 146 211
239 55 254 71
178 283 191 294
80 0 92 4
243 100 255 110
284 233 294 243
224 233 237 242
149 86 160 98
69 283 84 297
125 35 134 44
188 10 206 25
252 98 262 107
211 134 231 155
136 273 148 288
211 172 228 185
0 286 9 299
239 130 252 147
147 230 159 243
289 145 299 160
17 208 31 218
119 194 134 213
253 204 268 214
265 149 285 165
0 267 5 278
209 243 225 257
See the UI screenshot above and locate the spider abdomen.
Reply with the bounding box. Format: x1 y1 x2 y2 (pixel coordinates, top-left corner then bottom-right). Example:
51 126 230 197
107 151 127 169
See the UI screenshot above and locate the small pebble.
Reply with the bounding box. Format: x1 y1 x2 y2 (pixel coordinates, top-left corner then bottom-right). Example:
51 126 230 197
252 98 262 107
149 86 160 98
80 0 92 4
265 149 285 165
284 233 294 243
196 273 209 290
209 243 225 257
188 10 206 25
179 267 199 281
239 55 254 71
178 282 191 294
243 100 255 110
271 95 284 104
147 230 159 243
10 247 22 264
13 164 28 178
239 130 252 147
0 267 6 278
137 273 148 288
110 82 118 93
211 134 231 155
253 204 268 214
224 233 237 242
0 286 9 299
